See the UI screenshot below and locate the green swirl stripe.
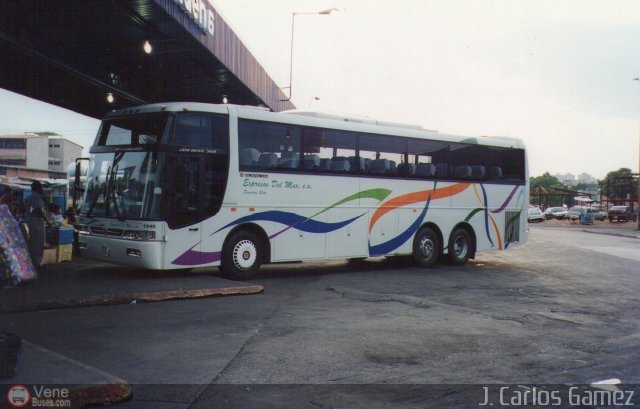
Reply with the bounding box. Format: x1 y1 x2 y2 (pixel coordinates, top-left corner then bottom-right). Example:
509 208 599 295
304 188 392 223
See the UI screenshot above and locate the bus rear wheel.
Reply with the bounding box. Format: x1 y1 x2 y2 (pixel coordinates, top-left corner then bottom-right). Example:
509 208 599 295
448 228 472 265
413 227 440 268
221 230 262 280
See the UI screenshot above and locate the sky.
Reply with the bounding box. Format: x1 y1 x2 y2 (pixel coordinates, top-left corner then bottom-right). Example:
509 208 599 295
1 0 640 180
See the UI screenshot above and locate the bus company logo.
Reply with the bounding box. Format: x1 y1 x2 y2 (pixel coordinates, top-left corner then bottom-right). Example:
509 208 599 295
7 385 30 408
241 173 268 179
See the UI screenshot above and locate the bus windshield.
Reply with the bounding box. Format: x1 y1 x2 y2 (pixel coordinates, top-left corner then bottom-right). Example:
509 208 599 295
81 151 162 220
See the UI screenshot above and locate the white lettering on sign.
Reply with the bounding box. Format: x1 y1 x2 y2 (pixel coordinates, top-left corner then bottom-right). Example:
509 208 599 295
174 0 215 36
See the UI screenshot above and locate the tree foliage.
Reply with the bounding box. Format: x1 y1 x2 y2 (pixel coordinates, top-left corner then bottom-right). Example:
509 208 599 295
601 167 638 203
529 172 569 207
530 172 563 189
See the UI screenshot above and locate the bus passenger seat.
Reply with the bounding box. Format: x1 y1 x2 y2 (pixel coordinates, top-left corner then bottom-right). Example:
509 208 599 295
387 161 397 174
278 152 300 168
330 157 351 172
239 148 260 167
415 163 435 177
258 153 278 168
319 158 332 170
347 156 365 172
471 165 486 180
489 166 503 180
396 163 415 176
368 159 389 175
434 163 449 178
304 154 321 169
454 165 472 179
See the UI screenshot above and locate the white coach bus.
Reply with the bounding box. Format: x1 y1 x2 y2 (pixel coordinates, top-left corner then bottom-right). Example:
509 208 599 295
77 103 529 279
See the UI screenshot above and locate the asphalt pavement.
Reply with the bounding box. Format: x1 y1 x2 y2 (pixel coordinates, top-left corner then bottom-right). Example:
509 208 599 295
1 258 263 407
1 223 639 408
1 259 263 313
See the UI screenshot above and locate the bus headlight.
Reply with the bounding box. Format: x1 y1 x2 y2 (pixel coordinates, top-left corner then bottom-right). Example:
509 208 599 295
77 225 90 234
123 230 156 240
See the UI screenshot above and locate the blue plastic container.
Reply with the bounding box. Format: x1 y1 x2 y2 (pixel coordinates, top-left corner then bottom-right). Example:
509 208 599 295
47 227 74 245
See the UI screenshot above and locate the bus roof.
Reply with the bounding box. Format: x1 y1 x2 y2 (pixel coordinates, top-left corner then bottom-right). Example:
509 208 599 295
102 103 525 150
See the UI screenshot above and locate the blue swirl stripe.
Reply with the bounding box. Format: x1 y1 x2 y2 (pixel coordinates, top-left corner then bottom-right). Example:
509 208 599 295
368 195 431 256
214 210 366 236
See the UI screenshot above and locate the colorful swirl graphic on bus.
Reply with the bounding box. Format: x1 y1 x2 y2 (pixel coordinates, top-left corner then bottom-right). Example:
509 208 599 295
171 184 523 266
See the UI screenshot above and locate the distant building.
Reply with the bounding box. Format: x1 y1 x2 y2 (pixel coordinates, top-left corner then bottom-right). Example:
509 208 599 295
577 172 594 183
0 133 83 179
554 173 576 183
47 136 83 175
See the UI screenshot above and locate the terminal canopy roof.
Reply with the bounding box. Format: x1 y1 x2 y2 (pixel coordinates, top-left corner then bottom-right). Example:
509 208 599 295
0 0 294 119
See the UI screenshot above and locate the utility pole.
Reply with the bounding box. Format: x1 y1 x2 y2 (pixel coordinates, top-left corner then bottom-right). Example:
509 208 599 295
633 78 640 230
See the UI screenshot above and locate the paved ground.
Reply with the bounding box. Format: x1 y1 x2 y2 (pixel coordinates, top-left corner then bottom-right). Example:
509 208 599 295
0 260 263 313
1 223 639 408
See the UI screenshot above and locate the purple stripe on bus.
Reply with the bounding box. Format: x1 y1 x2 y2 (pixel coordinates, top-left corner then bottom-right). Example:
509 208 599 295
172 249 221 266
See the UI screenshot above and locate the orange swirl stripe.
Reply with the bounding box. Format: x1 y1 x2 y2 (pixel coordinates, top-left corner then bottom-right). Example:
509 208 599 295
369 183 470 233
489 214 503 250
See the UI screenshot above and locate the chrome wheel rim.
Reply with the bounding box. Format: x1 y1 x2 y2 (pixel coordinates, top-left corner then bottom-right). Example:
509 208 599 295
453 236 468 258
232 240 257 271
419 236 435 260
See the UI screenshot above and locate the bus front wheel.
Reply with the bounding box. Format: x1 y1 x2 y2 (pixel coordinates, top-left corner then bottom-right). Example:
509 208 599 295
413 227 440 268
448 228 472 266
221 230 262 280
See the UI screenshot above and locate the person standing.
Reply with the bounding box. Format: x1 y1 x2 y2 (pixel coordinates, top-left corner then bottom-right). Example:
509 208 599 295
0 187 12 207
24 181 52 269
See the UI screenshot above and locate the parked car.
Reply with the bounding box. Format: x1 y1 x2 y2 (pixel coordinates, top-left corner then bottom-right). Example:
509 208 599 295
594 210 607 221
528 207 545 223
568 206 598 222
543 207 568 220
608 206 638 222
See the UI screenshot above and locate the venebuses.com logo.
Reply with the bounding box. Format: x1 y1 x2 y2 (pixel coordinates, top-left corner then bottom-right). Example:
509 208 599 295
6 385 71 408
6 385 30 408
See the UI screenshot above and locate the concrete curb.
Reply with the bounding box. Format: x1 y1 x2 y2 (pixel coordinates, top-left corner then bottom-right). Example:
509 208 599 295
1 285 264 313
581 229 640 240
68 381 132 409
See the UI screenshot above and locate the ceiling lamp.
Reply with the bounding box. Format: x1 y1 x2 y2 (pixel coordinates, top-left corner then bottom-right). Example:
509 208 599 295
143 40 152 54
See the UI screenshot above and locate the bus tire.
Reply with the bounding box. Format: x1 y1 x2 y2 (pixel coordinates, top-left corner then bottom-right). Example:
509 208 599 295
413 227 440 268
448 228 472 266
221 230 262 280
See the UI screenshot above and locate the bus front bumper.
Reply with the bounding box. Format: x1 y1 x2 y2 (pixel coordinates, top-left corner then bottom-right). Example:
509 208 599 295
78 235 164 270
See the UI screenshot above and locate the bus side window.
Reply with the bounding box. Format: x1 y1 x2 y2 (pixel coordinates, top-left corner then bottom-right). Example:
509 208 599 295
487 147 524 182
238 119 301 172
407 139 448 180
359 134 405 177
450 144 486 181
302 128 356 174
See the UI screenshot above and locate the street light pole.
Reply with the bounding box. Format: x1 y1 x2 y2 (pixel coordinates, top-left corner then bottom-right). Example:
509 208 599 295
635 78 640 230
281 8 338 102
